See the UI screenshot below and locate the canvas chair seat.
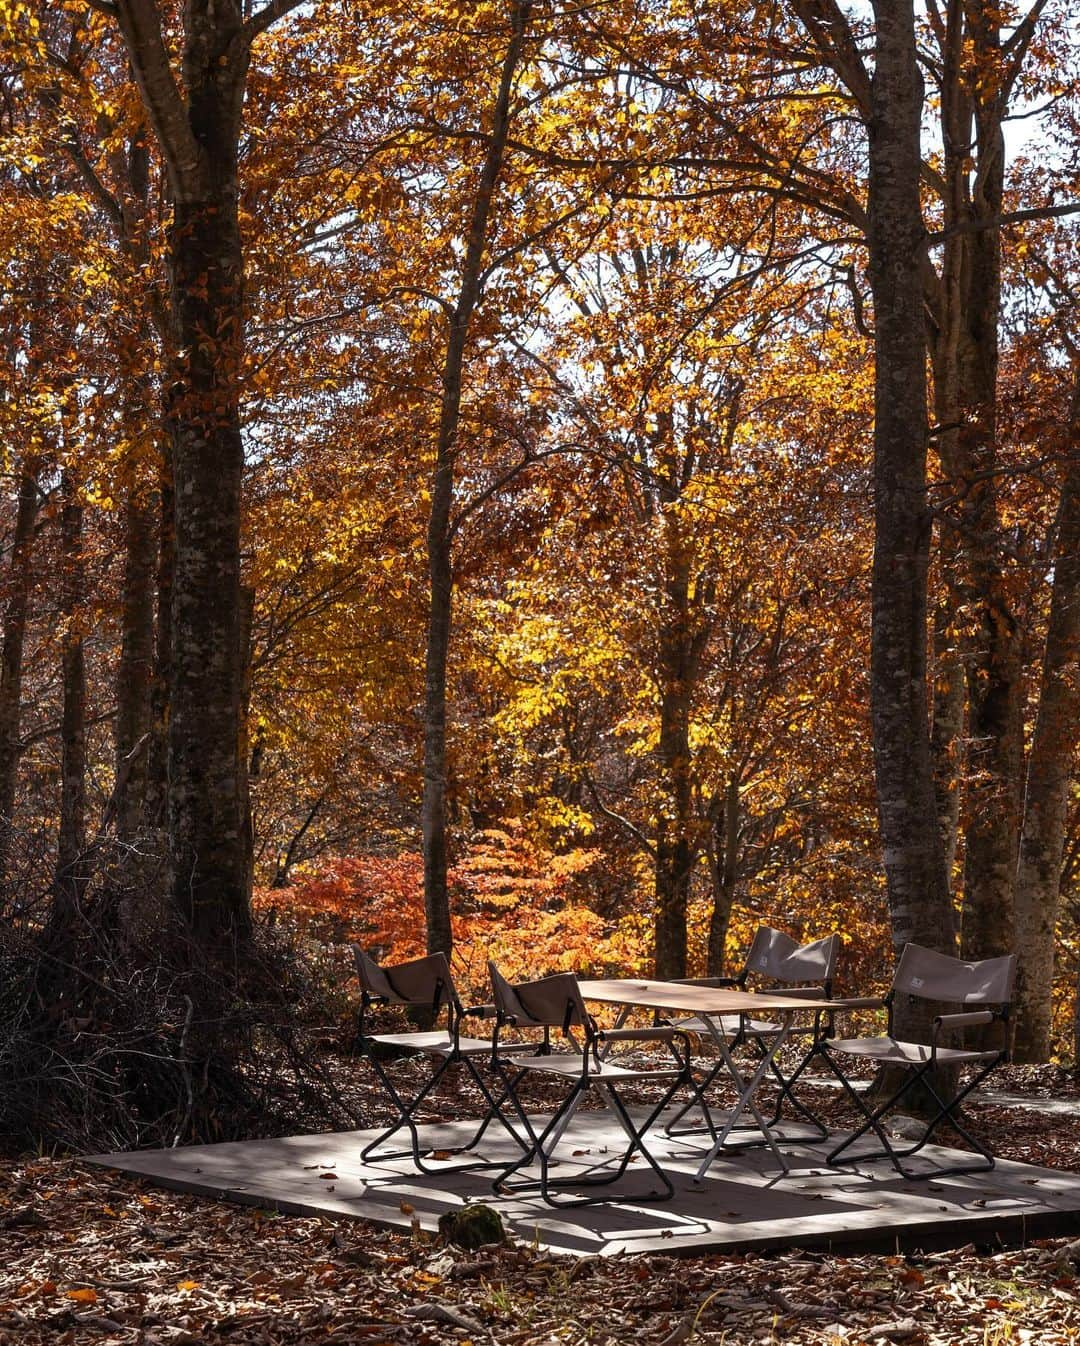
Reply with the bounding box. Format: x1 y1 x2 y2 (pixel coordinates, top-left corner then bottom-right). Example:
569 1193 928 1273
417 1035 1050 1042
502 1052 685 1082
487 962 693 1207
828 1035 1000 1067
368 1030 505 1056
821 943 1017 1180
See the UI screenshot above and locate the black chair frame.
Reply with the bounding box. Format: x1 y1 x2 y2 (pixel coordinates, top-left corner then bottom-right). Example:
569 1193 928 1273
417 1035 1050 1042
355 951 530 1173
488 968 693 1208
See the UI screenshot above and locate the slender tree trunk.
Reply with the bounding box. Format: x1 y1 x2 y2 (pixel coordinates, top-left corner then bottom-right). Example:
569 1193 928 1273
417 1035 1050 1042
654 661 693 979
0 456 40 886
55 470 87 918
1013 375 1080 1060
421 0 531 956
144 448 173 830
930 591 964 882
706 776 740 976
654 512 699 978
926 0 1020 961
955 3 1020 961
866 0 954 1031
115 483 156 838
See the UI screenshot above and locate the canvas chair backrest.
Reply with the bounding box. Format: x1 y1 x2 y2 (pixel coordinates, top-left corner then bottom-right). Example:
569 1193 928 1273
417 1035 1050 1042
488 961 588 1031
892 944 1017 1006
353 947 455 1011
743 927 839 987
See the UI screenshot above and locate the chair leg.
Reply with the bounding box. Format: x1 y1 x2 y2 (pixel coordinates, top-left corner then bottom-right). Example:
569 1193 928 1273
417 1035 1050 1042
763 1038 830 1139
461 1056 531 1156
824 1053 1002 1180
493 1072 688 1208
360 1051 453 1170
664 1057 726 1138
362 1052 526 1173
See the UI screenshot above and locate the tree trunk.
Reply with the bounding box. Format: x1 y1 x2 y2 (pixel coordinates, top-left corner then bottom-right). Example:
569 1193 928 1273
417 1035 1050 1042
930 591 964 883
706 776 740 976
955 3 1020 962
55 470 87 918
114 483 156 838
866 0 954 1034
927 0 1020 961
144 448 173 831
0 456 40 887
1013 375 1080 1061
166 189 251 949
421 0 531 957
653 515 698 979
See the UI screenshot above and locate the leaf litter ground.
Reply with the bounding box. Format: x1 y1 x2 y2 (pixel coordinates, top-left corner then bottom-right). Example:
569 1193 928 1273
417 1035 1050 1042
4 1063 1080 1346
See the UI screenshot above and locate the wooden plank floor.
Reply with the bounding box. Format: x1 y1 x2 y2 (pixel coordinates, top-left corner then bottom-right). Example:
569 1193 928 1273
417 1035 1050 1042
85 1111 1080 1257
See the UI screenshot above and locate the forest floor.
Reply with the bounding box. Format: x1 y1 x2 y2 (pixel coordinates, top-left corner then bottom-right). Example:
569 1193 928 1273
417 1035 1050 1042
4 1065 1080 1346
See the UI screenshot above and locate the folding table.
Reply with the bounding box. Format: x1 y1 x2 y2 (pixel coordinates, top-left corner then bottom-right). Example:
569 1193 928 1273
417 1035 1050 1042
578 978 840 1180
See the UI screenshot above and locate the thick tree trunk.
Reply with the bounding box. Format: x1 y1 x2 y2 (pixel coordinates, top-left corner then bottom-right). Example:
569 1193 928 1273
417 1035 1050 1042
0 456 40 887
114 484 156 838
866 0 954 1035
167 191 251 949
1013 376 1080 1061
55 470 87 918
421 0 531 957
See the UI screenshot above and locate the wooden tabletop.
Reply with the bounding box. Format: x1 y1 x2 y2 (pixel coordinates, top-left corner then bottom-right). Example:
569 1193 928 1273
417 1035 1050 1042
577 978 838 1016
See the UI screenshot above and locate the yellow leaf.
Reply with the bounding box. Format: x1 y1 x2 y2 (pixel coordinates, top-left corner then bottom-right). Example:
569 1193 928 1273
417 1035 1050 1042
176 1279 199 1292
65 1288 97 1304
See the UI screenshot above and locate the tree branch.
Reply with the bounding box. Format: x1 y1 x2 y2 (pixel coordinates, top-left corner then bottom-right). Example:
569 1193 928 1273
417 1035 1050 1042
114 0 204 199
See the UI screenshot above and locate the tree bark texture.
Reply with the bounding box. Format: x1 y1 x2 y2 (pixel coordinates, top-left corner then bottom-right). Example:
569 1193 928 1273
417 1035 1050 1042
933 0 1022 963
1013 375 1080 1060
114 0 262 952
114 483 156 838
706 776 741 976
0 456 40 887
421 0 531 957
144 449 174 831
866 0 954 1033
55 470 87 918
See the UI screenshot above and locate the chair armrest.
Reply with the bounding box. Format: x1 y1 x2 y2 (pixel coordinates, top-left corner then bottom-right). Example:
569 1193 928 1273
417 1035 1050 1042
828 997 886 1010
464 1003 498 1020
933 1010 995 1031
597 1026 677 1043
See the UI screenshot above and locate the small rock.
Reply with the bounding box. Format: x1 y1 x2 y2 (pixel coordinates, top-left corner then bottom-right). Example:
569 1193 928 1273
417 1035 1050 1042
438 1203 506 1250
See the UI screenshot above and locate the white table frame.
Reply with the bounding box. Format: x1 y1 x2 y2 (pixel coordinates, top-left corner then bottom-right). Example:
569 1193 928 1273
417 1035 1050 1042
578 978 835 1181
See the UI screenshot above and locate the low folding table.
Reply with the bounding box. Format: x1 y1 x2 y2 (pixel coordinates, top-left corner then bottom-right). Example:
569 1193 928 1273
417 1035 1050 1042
578 978 841 1180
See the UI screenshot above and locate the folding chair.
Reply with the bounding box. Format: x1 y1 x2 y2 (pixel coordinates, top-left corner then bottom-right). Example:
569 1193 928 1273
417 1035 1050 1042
821 943 1017 1179
353 947 529 1172
487 962 692 1207
665 926 839 1141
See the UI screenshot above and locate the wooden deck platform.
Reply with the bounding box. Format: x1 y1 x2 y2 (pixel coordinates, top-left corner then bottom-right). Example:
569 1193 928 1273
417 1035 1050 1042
86 1111 1080 1258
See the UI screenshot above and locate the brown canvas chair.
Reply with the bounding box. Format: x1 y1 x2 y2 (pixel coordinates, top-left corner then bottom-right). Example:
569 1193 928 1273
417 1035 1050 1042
665 926 840 1141
353 947 529 1172
487 962 692 1206
821 943 1017 1179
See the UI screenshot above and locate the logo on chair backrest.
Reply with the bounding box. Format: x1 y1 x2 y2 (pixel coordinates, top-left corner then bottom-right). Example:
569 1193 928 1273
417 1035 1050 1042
910 976 924 988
